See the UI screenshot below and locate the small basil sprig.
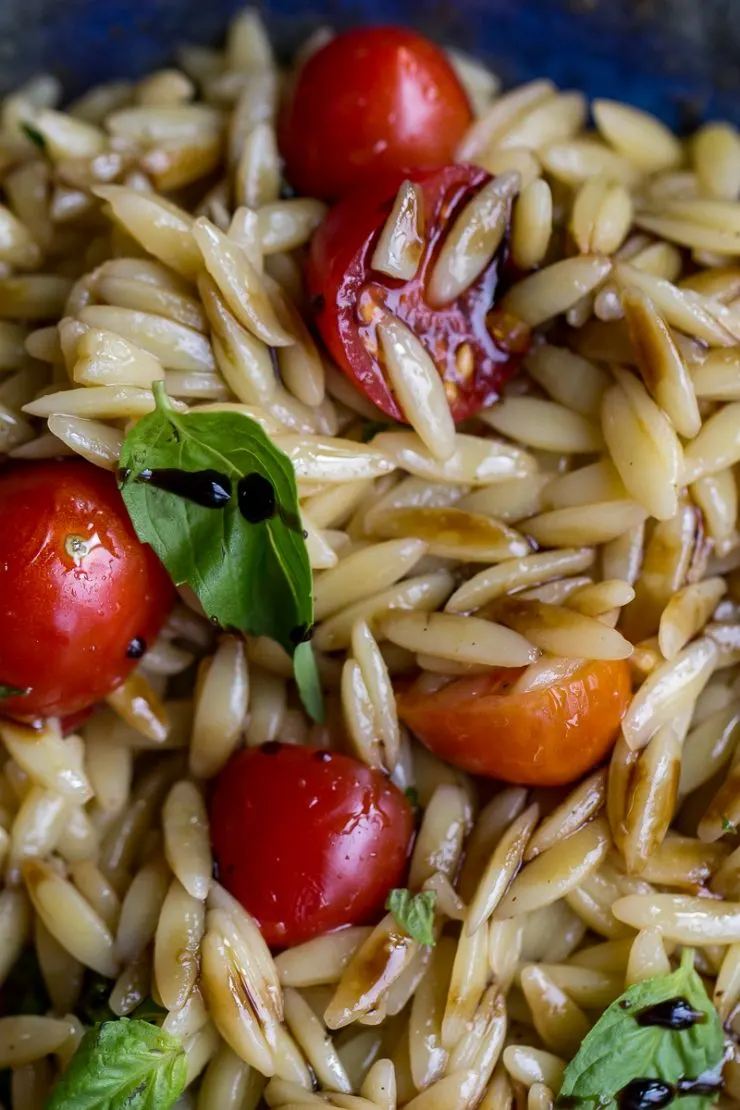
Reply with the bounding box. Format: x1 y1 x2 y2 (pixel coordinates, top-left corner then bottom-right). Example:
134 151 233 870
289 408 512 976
558 949 724 1110
119 383 323 722
45 1019 186 1110
386 889 437 946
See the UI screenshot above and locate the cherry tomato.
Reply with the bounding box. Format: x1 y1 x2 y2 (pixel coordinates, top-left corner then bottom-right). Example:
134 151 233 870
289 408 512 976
0 460 175 720
209 743 415 947
60 707 95 735
397 660 632 787
307 165 530 425
279 27 472 199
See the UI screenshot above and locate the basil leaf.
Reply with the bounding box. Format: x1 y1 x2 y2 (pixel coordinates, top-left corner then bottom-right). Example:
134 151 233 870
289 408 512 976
0 683 29 699
386 889 436 946
294 640 324 724
130 998 167 1024
21 122 46 149
558 949 724 1110
45 1019 186 1110
119 383 323 721
404 786 420 810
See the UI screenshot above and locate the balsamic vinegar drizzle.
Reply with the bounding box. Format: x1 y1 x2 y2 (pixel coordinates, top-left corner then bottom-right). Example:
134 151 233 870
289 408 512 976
136 468 233 508
558 1073 724 1109
237 472 277 522
636 997 706 1030
121 465 304 533
617 1079 674 1110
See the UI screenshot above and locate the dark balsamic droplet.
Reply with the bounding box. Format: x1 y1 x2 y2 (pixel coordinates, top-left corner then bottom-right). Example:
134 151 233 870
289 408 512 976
617 1079 674 1110
137 468 232 508
117 467 131 485
262 740 282 755
126 637 146 659
309 293 325 315
238 472 277 523
636 996 706 1030
555 1099 579 1109
314 750 332 762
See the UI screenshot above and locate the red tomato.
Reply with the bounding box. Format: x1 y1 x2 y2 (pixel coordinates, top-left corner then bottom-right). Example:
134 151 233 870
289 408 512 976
209 743 414 947
0 460 175 720
397 661 632 787
279 27 472 199
307 164 530 423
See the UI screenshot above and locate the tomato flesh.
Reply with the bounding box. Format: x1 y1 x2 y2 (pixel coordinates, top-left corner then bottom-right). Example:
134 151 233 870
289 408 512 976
397 660 632 787
209 743 415 947
307 165 530 424
0 460 175 720
279 27 472 200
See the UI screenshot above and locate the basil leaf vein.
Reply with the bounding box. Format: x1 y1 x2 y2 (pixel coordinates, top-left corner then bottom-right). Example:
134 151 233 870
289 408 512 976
119 383 323 721
45 1019 186 1110
558 949 724 1110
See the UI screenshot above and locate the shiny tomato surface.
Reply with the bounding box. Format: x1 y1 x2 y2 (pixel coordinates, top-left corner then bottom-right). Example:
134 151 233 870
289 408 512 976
397 660 632 787
307 165 529 424
0 460 174 719
209 743 415 947
279 27 472 199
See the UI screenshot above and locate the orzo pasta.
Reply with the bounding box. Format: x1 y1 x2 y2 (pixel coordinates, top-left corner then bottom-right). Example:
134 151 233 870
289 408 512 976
0 11 738 1110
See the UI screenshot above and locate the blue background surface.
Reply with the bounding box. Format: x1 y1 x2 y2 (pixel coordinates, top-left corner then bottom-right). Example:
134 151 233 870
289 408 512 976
0 0 739 128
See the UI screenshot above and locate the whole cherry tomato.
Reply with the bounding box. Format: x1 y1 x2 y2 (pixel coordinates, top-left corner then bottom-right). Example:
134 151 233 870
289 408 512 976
209 743 415 947
279 27 472 199
0 460 174 720
307 165 529 425
397 660 632 787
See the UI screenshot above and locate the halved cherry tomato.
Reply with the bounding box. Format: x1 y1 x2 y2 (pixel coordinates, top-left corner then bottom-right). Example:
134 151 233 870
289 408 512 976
279 27 472 199
210 743 414 947
396 660 632 787
307 165 529 424
0 460 175 720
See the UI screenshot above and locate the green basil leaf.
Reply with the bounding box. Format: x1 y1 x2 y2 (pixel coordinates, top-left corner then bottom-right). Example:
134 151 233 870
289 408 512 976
404 786 420 810
0 683 29 699
130 998 168 1024
21 122 46 149
293 640 324 724
119 383 322 721
45 1019 186 1110
558 949 724 1110
386 889 436 946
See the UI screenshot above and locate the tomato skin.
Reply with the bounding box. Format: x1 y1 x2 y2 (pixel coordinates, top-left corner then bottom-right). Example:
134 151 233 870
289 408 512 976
307 165 529 424
397 660 632 787
279 27 472 199
209 743 415 948
0 460 175 719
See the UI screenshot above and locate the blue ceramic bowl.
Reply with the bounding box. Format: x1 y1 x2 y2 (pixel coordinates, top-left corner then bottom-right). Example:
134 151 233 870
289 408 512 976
1 0 739 128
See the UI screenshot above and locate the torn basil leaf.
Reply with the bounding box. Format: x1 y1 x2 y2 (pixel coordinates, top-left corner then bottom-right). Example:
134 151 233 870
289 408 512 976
557 949 724 1110
386 888 436 946
21 122 46 149
45 1019 186 1110
293 640 323 725
0 684 29 699
119 383 323 722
